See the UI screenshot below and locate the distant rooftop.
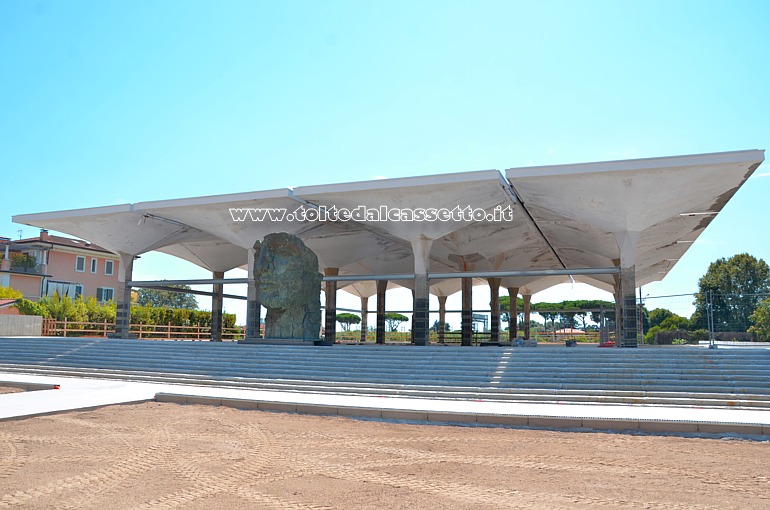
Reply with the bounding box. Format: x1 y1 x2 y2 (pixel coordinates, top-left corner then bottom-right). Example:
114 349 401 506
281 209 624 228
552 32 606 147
5 230 114 255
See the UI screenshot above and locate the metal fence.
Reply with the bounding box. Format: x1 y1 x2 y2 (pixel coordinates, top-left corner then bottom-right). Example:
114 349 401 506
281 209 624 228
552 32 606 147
640 292 770 346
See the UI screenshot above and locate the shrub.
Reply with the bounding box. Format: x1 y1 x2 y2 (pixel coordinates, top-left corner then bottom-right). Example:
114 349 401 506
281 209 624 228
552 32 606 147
644 325 662 344
713 332 754 342
691 329 709 341
653 330 697 345
10 253 36 270
0 287 23 299
39 294 87 323
748 297 770 341
14 298 47 317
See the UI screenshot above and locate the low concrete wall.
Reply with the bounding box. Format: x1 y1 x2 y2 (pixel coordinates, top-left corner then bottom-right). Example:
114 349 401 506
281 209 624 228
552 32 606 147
0 315 43 336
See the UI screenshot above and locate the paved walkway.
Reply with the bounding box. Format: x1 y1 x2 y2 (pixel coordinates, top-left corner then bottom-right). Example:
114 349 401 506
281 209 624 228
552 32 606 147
2 371 769 437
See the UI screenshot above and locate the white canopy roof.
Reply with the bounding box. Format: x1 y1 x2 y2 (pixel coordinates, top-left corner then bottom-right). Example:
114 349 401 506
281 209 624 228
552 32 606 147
13 150 764 297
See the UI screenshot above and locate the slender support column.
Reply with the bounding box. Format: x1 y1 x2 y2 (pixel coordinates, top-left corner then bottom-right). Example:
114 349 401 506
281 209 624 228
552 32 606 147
38 249 48 277
488 278 501 342
523 294 531 340
613 283 622 345
461 277 473 346
411 238 433 346
437 295 448 344
115 253 134 339
507 287 519 341
211 270 224 342
412 277 431 345
599 307 608 343
620 267 638 347
0 244 10 271
360 296 369 343
246 243 261 339
614 232 640 348
324 267 339 343
410 288 416 344
376 280 387 344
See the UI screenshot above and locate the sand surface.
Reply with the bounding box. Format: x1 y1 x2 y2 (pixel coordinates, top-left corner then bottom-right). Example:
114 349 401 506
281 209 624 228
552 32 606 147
0 400 768 509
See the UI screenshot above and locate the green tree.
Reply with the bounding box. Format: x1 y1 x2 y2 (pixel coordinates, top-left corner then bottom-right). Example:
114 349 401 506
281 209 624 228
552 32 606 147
644 309 692 343
693 254 770 332
648 308 676 329
531 302 559 327
586 300 616 324
498 295 524 325
560 300 589 329
137 284 198 309
385 312 409 332
500 298 619 331
749 297 770 341
336 312 361 331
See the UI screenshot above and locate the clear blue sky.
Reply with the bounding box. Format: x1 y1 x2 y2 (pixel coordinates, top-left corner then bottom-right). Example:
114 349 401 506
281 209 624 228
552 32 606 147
2 0 768 323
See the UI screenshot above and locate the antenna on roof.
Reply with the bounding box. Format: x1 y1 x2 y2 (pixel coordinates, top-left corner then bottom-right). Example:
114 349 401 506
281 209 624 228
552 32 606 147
17 230 22 240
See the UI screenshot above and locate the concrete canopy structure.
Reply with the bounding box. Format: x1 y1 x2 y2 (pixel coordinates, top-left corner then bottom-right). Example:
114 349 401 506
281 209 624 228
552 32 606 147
13 150 765 345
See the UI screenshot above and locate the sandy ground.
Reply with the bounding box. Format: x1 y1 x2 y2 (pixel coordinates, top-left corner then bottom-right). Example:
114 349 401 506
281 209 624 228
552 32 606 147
0 397 768 509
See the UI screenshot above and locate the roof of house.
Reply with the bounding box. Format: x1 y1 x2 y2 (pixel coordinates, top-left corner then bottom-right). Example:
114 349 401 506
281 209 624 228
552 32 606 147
8 234 114 255
0 299 18 308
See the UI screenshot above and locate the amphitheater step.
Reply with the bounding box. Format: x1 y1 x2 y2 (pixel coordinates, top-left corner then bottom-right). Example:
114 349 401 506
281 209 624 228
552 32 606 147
2 337 770 410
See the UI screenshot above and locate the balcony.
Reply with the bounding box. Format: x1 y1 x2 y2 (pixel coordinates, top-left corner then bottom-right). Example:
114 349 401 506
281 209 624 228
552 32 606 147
2 253 45 275
8 262 44 275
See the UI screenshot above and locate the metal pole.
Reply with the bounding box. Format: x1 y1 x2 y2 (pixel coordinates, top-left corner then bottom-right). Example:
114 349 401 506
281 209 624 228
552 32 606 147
707 290 717 349
127 267 621 287
638 287 644 344
600 306 606 344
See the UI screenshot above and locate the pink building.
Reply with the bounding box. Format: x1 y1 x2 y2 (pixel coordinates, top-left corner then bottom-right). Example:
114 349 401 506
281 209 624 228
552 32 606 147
0 230 120 302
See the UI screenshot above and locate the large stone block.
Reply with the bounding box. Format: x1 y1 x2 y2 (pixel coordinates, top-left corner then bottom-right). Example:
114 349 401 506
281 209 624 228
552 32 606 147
254 232 322 340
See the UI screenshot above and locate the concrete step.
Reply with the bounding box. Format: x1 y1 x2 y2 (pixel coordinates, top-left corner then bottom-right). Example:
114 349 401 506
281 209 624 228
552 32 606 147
1 345 768 379
7 354 768 393
2 338 769 407
2 341 767 369
3 363 770 410
6 348 766 376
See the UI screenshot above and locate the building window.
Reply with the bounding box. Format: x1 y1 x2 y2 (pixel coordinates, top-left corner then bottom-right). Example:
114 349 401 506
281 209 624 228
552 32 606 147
96 287 114 302
90 258 97 274
105 260 114 276
75 284 83 297
46 281 78 298
76 256 85 272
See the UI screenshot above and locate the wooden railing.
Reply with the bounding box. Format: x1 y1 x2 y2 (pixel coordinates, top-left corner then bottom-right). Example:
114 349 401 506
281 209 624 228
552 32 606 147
41 319 245 341
334 330 607 344
39 321 607 344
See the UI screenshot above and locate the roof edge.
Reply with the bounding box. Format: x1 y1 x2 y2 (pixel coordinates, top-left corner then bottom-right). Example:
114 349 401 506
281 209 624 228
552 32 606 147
13 204 135 224
505 149 765 179
292 169 502 196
